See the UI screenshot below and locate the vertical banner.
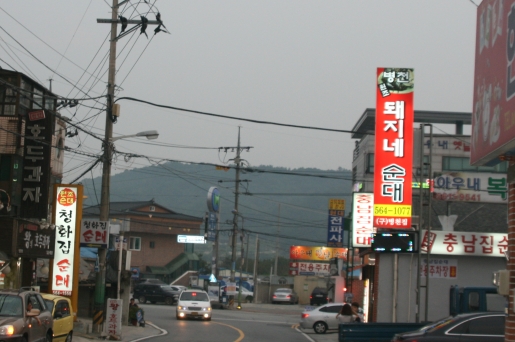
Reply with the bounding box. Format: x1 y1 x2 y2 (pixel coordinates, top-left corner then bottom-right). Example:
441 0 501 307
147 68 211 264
52 185 82 297
352 193 375 247
327 199 345 247
373 68 414 229
104 298 122 337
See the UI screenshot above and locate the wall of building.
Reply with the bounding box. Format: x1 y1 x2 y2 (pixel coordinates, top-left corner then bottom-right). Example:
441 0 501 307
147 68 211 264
127 232 185 270
375 253 506 322
293 275 328 305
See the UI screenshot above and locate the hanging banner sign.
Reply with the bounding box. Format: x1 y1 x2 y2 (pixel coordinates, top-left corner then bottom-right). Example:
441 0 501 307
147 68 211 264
373 68 414 229
80 219 109 248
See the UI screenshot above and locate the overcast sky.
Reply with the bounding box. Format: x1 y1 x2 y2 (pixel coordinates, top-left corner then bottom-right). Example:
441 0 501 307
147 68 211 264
0 1 479 183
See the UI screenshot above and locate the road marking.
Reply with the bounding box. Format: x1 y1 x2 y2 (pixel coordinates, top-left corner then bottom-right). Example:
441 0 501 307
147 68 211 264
291 323 299 329
129 321 168 342
215 317 294 325
295 326 316 342
211 321 245 342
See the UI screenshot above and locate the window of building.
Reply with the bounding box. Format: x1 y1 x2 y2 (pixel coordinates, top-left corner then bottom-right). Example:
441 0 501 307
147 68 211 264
366 153 374 173
129 237 141 251
442 157 508 173
149 241 155 249
33 88 43 109
415 155 430 176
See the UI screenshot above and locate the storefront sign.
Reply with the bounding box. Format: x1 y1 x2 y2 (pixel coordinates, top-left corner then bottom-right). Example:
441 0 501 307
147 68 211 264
327 199 345 247
432 172 508 203
421 230 507 257
352 193 375 247
296 262 330 276
20 110 52 219
16 222 55 258
289 246 347 261
373 68 414 229
104 298 122 338
420 258 458 279
80 219 109 248
52 186 79 296
178 235 206 244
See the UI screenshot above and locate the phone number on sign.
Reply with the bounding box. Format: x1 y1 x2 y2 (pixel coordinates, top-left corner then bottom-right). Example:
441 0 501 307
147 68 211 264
433 193 481 202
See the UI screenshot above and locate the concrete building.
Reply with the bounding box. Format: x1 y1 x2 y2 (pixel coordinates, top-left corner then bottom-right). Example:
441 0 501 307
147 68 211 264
0 70 66 289
351 108 508 322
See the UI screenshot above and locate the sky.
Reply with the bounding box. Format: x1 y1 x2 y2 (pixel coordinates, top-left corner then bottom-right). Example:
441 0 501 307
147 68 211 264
0 1 480 183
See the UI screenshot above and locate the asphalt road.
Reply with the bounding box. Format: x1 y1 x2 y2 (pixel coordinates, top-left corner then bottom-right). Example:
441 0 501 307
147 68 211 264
138 302 339 342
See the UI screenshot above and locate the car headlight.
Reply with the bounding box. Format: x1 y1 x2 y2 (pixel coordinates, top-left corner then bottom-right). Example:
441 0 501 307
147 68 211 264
178 306 184 310
0 325 14 336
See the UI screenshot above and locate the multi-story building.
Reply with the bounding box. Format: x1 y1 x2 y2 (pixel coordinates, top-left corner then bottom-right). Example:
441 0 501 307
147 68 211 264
0 70 66 289
351 108 508 322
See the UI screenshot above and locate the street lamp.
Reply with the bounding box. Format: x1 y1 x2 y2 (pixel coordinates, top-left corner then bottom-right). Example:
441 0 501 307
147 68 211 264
94 129 159 327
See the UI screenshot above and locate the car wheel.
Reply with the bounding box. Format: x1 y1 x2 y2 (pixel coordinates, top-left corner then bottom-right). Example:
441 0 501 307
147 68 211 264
206 317 211 321
151 301 156 304
165 297 174 305
313 321 328 334
139 296 146 304
46 332 53 342
22 336 28 342
245 296 252 303
65 332 73 342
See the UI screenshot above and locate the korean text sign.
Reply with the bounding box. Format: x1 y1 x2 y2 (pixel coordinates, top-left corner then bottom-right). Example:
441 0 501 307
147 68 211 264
352 193 375 247
104 299 122 337
52 186 78 296
289 246 347 261
80 219 109 248
432 172 508 203
327 198 345 247
373 68 414 229
420 230 507 257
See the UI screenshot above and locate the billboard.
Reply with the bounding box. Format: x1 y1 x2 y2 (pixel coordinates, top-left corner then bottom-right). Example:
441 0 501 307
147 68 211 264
432 172 508 203
373 68 414 229
420 230 507 258
471 0 515 165
289 246 347 261
352 193 375 247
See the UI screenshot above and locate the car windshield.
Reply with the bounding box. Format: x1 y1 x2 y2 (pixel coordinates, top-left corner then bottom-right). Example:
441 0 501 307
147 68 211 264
276 289 291 293
180 292 209 302
44 300 54 313
0 295 23 317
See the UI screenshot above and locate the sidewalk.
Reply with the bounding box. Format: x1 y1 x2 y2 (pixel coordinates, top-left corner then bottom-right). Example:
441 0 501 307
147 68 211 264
73 317 166 342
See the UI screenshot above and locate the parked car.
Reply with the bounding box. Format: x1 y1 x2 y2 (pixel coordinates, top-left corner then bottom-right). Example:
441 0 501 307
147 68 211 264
170 285 187 293
272 288 298 304
42 293 74 342
392 312 505 342
134 284 179 305
300 302 344 334
0 289 53 342
310 287 329 306
176 290 212 321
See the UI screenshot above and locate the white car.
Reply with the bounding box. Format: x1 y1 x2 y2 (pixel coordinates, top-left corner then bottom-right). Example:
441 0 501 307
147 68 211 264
170 285 187 292
299 303 345 334
176 290 212 321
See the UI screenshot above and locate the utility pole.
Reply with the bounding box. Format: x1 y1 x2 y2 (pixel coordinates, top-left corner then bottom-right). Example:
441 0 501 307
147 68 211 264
93 0 118 331
230 127 242 307
274 204 281 276
95 2 160 330
252 235 259 303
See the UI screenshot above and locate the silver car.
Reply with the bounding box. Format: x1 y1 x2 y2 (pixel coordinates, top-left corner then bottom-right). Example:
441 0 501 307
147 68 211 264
299 303 344 334
272 288 298 304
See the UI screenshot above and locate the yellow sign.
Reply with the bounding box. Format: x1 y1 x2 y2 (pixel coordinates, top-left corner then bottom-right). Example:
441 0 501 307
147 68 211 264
290 246 347 261
329 199 345 211
373 204 411 217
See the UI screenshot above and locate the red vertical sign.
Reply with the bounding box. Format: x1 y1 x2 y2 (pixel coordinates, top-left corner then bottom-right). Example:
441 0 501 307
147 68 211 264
373 68 414 229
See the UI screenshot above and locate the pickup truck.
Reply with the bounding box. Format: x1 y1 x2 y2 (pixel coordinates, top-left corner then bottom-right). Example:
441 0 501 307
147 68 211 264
337 285 506 342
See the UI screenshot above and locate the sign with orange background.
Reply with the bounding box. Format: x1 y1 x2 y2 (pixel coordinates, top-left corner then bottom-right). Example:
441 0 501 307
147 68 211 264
290 246 347 261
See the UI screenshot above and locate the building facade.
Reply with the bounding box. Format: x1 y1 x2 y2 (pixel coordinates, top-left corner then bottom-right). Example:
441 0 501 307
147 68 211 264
0 70 66 289
351 108 508 322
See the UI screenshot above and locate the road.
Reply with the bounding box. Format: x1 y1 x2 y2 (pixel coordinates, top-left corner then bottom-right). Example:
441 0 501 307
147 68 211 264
139 302 339 342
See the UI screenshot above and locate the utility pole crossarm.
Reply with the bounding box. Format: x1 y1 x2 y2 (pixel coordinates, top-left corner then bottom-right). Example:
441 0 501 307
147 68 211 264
97 19 160 24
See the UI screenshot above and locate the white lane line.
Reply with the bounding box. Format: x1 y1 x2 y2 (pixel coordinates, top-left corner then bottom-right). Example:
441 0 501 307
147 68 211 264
295 326 316 342
128 321 168 342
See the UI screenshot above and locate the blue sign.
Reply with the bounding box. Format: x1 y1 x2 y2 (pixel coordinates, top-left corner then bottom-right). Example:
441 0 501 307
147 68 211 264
327 213 344 247
207 212 217 242
207 187 220 212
